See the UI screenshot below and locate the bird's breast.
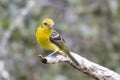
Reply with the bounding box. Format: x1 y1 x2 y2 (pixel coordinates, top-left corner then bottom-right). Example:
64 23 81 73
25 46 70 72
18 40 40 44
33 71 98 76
36 29 59 51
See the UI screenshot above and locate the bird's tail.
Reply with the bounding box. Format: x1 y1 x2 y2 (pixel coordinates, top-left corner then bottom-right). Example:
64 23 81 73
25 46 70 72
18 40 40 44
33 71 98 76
57 41 79 65
65 50 79 66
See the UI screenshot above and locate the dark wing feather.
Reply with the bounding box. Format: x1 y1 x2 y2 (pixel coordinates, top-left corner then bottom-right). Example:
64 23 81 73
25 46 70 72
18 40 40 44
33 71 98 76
50 30 69 52
50 31 79 65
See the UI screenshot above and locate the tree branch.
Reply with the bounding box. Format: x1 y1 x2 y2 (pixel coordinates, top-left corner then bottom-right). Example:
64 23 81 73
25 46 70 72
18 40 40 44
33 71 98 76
38 52 120 80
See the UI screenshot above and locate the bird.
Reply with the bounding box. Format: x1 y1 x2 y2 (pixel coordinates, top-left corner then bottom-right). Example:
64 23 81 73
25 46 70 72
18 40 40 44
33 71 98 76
35 18 79 65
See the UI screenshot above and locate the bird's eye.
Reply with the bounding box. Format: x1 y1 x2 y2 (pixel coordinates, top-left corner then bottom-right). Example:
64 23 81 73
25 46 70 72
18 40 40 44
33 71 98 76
44 23 47 25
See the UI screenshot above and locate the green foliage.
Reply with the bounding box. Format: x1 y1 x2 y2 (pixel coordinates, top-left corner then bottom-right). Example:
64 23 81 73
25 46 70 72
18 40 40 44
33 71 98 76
18 75 27 80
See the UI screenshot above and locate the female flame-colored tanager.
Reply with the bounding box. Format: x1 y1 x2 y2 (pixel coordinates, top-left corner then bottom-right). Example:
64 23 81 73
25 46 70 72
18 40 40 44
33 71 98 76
35 18 78 65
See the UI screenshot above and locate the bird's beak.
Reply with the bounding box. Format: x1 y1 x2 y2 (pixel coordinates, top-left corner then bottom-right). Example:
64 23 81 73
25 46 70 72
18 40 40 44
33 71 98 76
48 25 53 29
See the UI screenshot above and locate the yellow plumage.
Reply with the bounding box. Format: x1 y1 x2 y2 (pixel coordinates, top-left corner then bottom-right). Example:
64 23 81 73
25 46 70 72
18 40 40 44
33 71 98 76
35 18 79 65
36 19 59 51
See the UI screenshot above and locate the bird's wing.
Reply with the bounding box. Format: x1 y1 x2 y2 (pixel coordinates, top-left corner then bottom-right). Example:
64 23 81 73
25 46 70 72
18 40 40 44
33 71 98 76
50 31 79 65
50 30 69 53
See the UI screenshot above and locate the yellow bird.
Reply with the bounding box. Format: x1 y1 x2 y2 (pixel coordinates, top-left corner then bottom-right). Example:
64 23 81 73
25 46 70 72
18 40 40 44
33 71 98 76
36 18 78 65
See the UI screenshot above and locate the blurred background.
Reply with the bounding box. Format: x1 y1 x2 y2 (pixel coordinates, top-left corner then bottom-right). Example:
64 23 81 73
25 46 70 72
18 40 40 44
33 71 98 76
0 0 120 80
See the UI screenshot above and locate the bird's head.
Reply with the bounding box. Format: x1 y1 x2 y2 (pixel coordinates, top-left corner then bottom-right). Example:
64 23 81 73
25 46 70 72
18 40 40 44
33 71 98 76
41 18 54 29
